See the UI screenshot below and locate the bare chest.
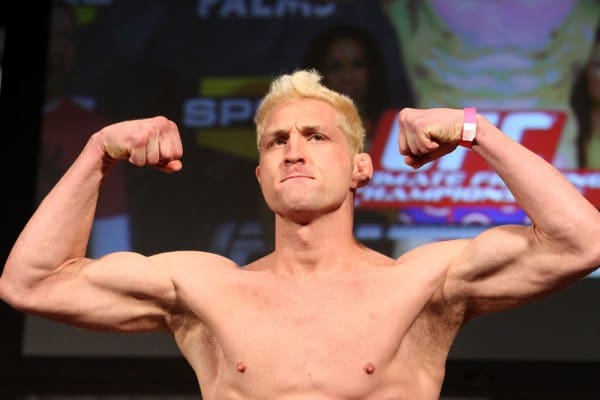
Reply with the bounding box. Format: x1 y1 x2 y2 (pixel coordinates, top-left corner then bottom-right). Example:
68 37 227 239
180 271 452 399
226 282 403 368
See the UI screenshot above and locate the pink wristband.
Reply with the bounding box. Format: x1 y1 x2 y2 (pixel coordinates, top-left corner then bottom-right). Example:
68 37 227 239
459 107 477 148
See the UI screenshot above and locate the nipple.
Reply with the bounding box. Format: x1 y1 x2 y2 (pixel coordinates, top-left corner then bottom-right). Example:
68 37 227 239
236 361 247 373
363 362 375 374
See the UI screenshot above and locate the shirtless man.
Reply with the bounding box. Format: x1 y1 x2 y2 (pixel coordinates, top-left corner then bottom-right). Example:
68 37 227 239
1 69 600 399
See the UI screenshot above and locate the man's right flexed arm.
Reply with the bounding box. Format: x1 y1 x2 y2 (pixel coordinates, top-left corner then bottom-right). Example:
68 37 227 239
0 116 184 332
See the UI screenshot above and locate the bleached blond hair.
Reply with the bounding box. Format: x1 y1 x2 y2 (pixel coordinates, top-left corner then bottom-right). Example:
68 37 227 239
254 69 365 154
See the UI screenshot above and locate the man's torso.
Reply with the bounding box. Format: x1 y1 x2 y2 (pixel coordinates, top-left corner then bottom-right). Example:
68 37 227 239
167 246 465 399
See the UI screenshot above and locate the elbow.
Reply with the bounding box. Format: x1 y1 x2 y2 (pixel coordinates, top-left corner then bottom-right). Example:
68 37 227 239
583 244 600 276
0 277 7 305
543 218 600 276
0 274 37 314
581 222 600 271
0 276 22 311
566 227 600 276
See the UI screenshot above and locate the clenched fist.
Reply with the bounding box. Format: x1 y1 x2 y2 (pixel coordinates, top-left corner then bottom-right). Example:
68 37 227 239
397 108 465 169
95 116 183 173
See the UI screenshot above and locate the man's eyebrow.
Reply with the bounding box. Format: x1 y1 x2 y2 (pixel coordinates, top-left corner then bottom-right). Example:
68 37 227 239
260 128 289 147
263 128 290 138
261 123 329 143
301 125 321 133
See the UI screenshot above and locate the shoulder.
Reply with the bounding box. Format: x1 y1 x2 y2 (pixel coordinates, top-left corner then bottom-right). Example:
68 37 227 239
151 249 237 265
394 238 469 273
393 238 472 306
150 250 240 282
150 251 243 318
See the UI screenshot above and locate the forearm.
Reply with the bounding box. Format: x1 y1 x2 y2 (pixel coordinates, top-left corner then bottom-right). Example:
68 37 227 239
473 115 600 258
1 133 112 296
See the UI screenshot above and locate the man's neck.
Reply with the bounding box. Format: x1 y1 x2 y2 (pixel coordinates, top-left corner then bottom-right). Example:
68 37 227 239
270 207 362 277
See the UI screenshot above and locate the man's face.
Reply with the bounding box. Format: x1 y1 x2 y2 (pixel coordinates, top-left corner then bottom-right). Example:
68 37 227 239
256 98 357 222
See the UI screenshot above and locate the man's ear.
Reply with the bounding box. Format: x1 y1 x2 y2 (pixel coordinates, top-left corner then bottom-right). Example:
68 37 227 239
255 165 261 185
351 153 373 188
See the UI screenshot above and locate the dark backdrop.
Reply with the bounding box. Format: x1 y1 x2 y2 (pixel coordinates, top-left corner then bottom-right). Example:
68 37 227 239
1 1 600 399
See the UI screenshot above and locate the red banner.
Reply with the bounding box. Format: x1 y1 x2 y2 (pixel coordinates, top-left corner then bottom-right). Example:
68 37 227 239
356 109 600 209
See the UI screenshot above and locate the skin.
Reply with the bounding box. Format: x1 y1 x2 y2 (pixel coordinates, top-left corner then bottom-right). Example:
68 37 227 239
1 98 600 399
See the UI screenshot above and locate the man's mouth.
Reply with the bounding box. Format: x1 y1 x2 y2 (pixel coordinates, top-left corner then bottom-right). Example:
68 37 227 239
281 174 313 182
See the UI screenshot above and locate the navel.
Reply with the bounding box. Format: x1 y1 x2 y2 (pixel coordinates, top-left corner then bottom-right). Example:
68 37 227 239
363 362 375 374
236 361 247 373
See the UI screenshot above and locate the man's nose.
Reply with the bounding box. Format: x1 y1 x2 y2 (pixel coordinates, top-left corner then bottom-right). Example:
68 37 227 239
284 135 306 164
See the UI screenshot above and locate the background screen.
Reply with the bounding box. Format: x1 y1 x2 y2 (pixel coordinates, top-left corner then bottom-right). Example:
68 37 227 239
14 0 600 364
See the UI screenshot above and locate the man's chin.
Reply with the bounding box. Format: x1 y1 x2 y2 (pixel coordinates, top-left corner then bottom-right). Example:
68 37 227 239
277 204 320 224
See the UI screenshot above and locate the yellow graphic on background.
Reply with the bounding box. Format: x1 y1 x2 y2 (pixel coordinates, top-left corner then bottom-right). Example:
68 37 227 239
196 77 271 161
73 6 101 26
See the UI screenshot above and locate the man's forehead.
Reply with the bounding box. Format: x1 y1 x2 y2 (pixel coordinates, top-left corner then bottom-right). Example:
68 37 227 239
264 99 339 132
